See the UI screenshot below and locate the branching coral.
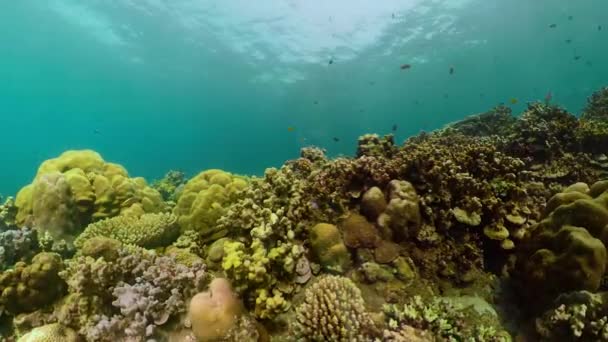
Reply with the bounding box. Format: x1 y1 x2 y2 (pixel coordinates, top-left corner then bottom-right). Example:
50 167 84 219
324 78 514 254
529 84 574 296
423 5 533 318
0 227 38 271
215 166 313 318
74 212 179 249
293 275 377 341
536 291 608 341
57 246 207 340
382 295 508 341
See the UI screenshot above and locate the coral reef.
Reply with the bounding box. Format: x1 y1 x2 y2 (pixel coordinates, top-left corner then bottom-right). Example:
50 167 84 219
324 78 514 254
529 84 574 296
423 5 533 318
5 87 608 341
74 212 179 249
293 275 377 341
173 169 248 243
14 150 167 248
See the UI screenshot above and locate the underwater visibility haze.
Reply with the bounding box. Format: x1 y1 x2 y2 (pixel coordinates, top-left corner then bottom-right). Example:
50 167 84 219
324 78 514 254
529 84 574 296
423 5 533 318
1 0 608 341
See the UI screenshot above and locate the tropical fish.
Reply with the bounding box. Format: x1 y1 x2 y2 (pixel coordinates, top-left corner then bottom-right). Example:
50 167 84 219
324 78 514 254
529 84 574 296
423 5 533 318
287 126 295 132
93 129 101 135
313 100 318 105
599 25 602 31
544 91 553 104
549 23 557 28
565 39 572 43
400 64 411 70
392 124 398 132
333 137 340 142
574 56 581 60
449 66 454 75
510 98 518 104
568 15 573 21
328 58 334 65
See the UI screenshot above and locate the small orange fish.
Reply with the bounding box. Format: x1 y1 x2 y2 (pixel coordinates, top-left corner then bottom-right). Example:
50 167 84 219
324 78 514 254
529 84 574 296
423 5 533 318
287 126 295 132
510 98 518 104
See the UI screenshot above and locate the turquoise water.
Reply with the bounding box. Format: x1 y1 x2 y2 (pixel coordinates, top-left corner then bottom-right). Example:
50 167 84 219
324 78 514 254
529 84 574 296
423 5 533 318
1 0 606 195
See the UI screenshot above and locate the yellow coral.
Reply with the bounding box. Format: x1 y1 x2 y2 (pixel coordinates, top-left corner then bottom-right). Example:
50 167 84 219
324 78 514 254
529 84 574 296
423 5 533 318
14 150 167 240
173 169 248 242
74 212 179 249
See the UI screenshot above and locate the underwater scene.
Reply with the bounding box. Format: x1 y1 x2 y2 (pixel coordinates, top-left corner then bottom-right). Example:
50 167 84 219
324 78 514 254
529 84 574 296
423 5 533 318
1 0 608 341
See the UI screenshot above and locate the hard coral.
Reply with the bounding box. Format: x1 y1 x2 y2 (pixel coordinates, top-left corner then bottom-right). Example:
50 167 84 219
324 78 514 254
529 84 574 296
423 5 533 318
0 227 38 271
309 223 350 273
0 252 65 315
58 246 207 341
15 150 167 247
173 169 248 243
17 323 78 342
293 275 377 341
536 290 608 341
516 181 608 311
74 212 179 249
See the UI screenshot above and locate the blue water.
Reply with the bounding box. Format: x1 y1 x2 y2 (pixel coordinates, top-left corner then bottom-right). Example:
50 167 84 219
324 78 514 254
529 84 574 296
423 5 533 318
1 0 606 195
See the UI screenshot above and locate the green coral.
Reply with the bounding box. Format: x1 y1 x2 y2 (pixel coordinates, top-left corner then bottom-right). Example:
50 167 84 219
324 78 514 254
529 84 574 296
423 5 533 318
293 275 377 341
74 212 179 249
383 295 509 341
0 253 65 315
173 169 248 242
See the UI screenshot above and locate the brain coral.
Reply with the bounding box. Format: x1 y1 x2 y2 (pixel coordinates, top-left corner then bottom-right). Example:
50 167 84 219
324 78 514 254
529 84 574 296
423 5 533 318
516 180 608 311
14 150 167 244
74 212 179 249
173 169 248 243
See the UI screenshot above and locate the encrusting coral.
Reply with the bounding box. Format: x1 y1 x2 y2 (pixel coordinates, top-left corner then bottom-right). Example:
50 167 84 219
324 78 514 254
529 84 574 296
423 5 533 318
14 150 167 248
73 212 179 249
293 275 377 341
